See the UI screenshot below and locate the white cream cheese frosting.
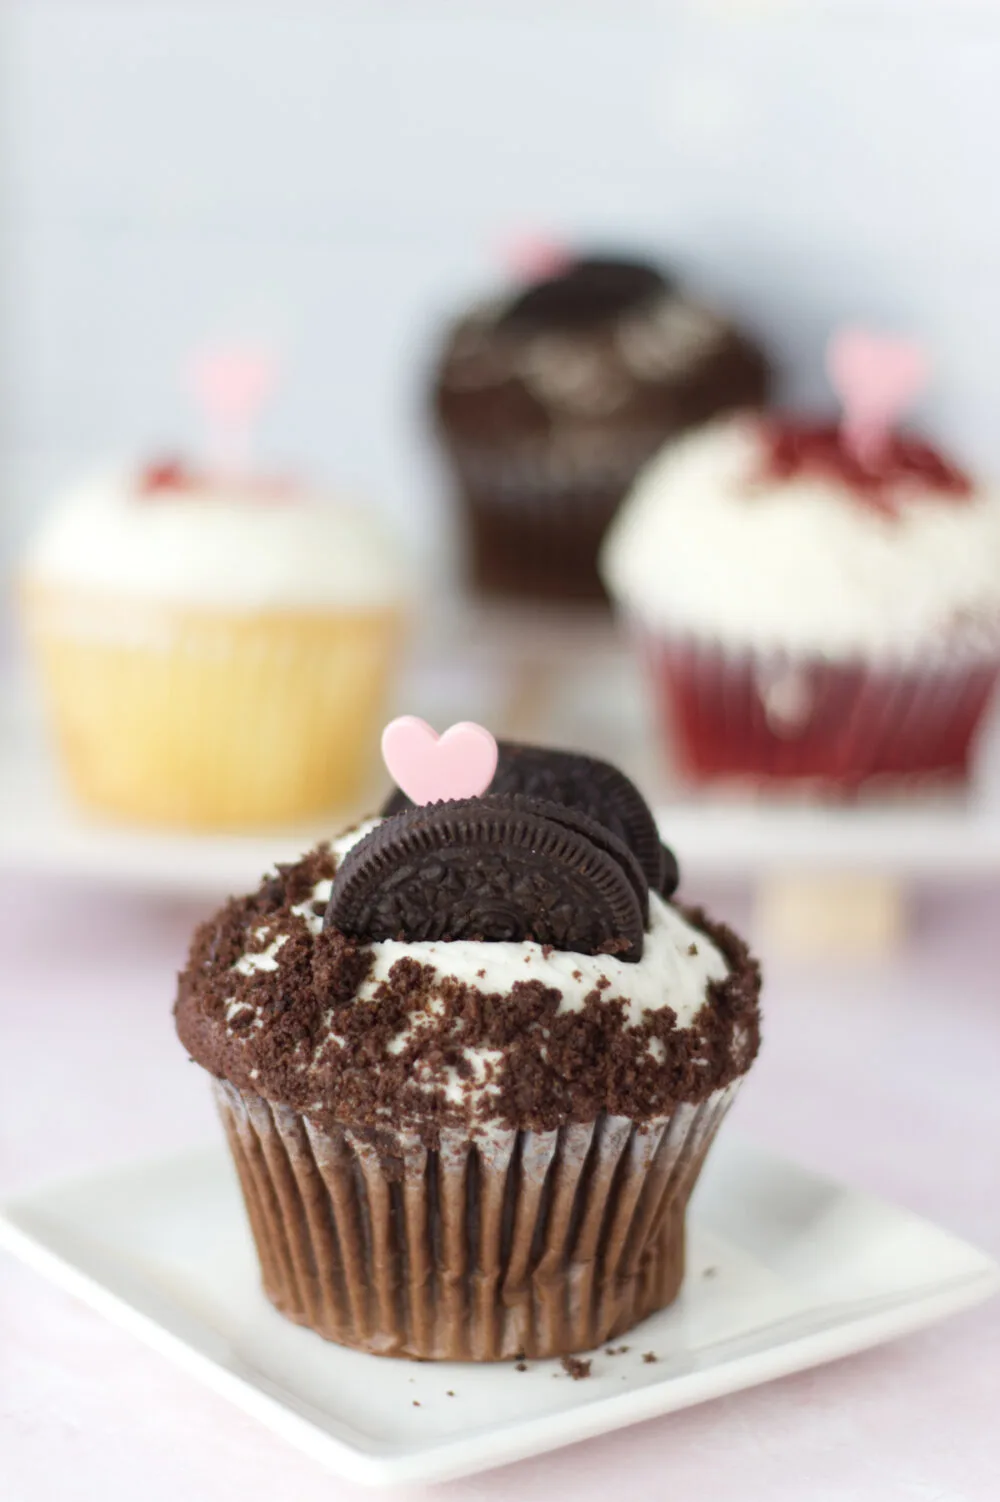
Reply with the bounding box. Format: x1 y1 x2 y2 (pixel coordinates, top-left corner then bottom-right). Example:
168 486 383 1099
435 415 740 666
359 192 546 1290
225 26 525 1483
304 821 728 1030
22 470 409 612
225 820 731 1117
600 414 1000 660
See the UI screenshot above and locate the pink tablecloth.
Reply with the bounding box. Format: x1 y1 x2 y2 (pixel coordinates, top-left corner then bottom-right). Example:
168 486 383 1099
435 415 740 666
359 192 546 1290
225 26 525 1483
1 871 998 1502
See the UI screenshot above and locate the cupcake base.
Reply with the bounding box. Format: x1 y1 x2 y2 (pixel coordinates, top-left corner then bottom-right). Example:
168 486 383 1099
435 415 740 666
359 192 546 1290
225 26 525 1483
446 432 675 603
638 629 1000 790
21 583 401 828
461 479 630 603
215 1080 736 1361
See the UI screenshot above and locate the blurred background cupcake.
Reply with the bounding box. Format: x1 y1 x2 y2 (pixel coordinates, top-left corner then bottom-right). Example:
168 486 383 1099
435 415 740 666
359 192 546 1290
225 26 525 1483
19 454 408 829
433 252 771 604
601 332 1000 793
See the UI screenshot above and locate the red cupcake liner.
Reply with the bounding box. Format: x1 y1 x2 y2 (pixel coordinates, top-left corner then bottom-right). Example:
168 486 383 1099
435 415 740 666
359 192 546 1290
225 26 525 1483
635 627 1000 790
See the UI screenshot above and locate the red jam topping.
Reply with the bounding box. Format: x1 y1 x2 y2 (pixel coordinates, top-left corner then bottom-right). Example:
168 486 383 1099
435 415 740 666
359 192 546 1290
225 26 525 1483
138 458 201 494
758 417 972 515
137 459 298 503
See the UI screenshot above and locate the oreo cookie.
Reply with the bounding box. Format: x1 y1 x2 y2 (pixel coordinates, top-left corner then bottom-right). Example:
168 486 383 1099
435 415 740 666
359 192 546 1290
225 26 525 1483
505 794 649 923
326 795 645 961
658 843 680 900
381 741 669 893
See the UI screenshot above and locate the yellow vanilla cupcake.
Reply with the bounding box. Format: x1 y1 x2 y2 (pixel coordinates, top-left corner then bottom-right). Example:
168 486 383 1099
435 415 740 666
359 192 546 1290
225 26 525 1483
20 462 409 829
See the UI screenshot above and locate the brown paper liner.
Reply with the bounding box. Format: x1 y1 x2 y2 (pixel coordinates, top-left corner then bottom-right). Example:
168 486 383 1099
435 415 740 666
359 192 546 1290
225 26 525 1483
443 432 669 603
214 1079 737 1360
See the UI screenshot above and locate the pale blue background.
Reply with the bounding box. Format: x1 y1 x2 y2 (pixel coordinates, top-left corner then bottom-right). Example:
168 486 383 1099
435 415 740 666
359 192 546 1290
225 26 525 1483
2 0 998 585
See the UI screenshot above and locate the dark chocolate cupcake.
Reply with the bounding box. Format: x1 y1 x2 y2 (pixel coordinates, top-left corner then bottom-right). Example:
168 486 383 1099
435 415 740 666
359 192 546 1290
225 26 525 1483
433 255 771 602
175 735 761 1360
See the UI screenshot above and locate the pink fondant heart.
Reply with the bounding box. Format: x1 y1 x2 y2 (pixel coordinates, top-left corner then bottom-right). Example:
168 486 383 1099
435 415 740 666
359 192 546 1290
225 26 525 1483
826 329 930 465
382 717 499 806
500 232 575 282
188 348 278 423
186 346 280 475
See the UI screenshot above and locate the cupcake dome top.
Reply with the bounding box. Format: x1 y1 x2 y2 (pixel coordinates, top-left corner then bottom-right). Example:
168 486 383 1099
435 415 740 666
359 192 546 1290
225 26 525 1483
434 253 770 432
498 257 670 330
22 462 408 612
601 413 1000 660
175 735 760 1138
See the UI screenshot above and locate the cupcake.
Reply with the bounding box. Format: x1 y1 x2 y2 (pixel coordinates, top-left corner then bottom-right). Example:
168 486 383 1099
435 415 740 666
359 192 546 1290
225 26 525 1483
601 335 1000 791
20 460 408 828
433 254 771 602
175 721 761 1360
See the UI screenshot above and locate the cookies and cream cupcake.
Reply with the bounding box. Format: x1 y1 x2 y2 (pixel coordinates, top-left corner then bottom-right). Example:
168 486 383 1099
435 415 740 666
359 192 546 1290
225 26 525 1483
20 460 408 828
175 721 761 1360
433 254 771 602
601 332 1000 789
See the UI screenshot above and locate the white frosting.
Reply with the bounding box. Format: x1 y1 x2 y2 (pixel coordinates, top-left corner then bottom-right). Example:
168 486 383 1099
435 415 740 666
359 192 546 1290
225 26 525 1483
231 818 733 1119
22 471 409 611
233 933 288 976
292 879 724 1030
290 818 724 1019
517 336 631 417
617 296 725 382
600 415 1000 660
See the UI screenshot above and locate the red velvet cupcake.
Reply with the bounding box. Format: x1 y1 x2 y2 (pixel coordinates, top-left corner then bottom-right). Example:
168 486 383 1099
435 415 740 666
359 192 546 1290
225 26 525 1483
601 386 1000 792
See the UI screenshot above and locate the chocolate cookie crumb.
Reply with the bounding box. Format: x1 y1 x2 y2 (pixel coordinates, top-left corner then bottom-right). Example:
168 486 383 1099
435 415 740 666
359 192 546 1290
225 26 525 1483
515 1361 528 1372
561 1356 592 1380
175 843 760 1141
477 969 485 978
642 1352 658 1364
412 1400 421 1407
596 936 633 957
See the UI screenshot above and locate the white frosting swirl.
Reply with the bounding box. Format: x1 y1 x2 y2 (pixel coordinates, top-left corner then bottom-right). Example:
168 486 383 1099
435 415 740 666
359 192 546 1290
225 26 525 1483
22 471 409 612
617 296 725 382
601 415 1000 660
276 820 727 1027
228 820 734 1119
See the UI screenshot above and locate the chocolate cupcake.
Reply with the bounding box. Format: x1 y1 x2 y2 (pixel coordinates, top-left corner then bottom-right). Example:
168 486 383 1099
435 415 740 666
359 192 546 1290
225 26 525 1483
433 255 771 602
175 723 761 1360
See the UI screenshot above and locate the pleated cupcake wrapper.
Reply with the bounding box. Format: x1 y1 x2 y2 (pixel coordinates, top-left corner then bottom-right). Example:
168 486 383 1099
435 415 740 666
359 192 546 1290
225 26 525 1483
215 1079 739 1361
21 582 401 828
440 430 674 600
445 426 674 498
632 622 1000 788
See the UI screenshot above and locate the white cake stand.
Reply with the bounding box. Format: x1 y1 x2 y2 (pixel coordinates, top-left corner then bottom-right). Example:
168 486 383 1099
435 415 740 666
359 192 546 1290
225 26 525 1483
3 603 999 912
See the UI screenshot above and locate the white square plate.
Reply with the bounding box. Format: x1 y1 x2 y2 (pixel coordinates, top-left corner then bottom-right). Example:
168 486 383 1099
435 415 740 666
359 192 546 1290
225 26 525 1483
1 1137 996 1488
